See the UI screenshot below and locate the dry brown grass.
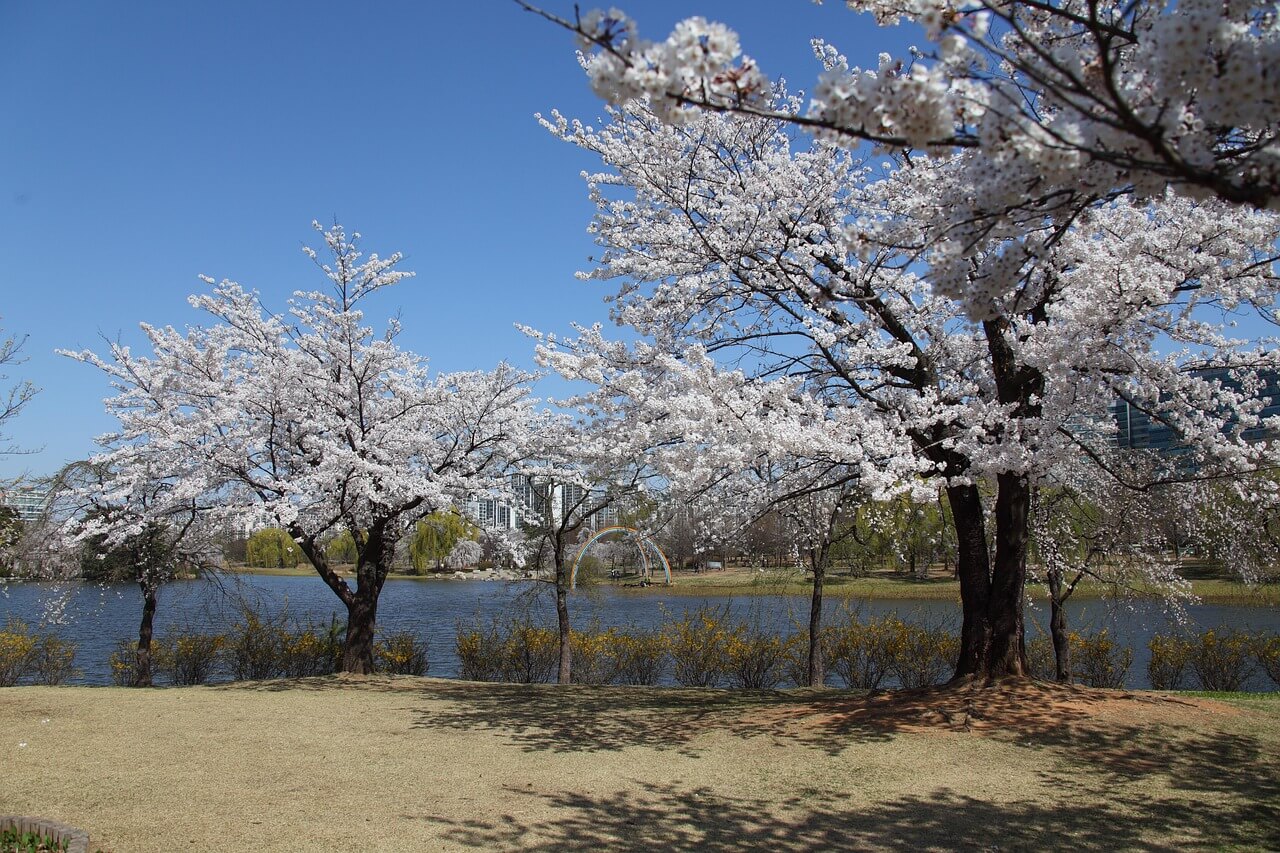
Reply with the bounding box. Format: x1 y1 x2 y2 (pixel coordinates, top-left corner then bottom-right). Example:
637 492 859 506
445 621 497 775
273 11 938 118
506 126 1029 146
2 677 1277 852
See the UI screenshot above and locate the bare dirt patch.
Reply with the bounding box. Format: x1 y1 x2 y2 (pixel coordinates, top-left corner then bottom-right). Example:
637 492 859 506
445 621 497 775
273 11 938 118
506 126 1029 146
1 677 1276 852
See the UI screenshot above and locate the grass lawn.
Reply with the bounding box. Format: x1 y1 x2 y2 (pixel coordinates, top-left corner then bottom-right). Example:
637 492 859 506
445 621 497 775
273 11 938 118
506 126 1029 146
654 565 1280 606
2 678 1277 852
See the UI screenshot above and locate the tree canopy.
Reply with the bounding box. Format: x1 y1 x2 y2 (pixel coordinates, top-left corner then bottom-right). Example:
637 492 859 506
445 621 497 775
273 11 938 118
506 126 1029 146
64 223 536 673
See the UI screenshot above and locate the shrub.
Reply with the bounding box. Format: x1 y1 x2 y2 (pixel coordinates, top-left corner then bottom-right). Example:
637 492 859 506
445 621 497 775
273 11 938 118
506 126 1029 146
279 616 344 677
0 618 36 686
665 604 733 688
1 825 74 853
609 628 667 685
1147 634 1194 690
1070 630 1132 689
456 619 508 682
724 627 790 690
570 629 614 685
500 621 558 684
782 633 814 688
1257 632 1280 688
225 609 286 681
31 635 78 686
456 615 561 683
375 630 429 676
1189 629 1256 692
1026 636 1055 680
108 639 140 686
156 629 225 685
886 620 957 689
825 616 895 690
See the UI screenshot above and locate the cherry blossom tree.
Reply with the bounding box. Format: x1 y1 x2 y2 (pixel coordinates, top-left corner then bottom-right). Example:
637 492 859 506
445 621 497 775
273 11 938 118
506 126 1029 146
0 319 38 458
512 409 652 684
54 459 217 686
535 92 1280 680
521 1 1279 323
695 460 870 687
63 224 536 674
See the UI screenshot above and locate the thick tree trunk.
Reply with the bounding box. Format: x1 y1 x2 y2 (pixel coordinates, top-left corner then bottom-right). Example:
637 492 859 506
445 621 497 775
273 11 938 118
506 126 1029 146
807 558 825 688
948 484 993 680
986 472 1031 677
342 591 378 674
341 532 391 675
134 580 158 687
555 556 572 685
1047 570 1071 683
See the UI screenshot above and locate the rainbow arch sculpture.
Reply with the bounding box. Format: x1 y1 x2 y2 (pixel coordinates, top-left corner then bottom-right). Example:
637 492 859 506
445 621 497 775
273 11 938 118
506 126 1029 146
570 525 672 590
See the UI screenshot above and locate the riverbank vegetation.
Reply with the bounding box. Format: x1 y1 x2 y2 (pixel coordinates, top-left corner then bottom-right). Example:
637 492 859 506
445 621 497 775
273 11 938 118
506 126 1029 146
5 603 1278 694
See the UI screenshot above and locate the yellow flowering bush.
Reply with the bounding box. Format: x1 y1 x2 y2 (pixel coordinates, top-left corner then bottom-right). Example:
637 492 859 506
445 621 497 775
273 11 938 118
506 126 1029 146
456 616 558 683
156 630 225 685
501 621 558 683
225 610 286 681
1025 636 1055 680
1188 629 1255 691
456 619 507 682
0 619 77 686
885 618 958 689
1070 630 1133 689
723 627 790 690
1257 633 1280 688
375 630 429 676
1147 634 1194 690
279 617 344 677
31 635 78 686
825 615 895 690
569 628 614 685
0 618 37 686
108 639 140 686
610 628 667 685
664 604 733 687
782 633 812 687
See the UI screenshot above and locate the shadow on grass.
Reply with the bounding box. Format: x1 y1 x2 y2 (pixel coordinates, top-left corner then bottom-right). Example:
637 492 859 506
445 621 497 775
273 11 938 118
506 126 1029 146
411 778 1278 852
397 679 1201 761
216 675 1280 846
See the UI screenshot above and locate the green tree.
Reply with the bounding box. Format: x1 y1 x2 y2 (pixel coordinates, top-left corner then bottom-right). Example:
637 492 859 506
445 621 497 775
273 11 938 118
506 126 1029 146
409 512 477 572
246 528 302 568
79 515 177 584
326 530 358 564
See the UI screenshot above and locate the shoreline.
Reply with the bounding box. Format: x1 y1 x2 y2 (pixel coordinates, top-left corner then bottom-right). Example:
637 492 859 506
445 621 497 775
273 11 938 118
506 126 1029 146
9 565 1273 607
228 565 1280 606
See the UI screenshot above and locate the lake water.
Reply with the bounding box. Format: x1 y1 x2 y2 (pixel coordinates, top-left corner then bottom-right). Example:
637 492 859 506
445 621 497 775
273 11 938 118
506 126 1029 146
3 573 1277 690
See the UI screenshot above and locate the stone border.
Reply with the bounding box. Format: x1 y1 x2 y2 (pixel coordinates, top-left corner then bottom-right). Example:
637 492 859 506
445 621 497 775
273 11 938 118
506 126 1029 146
0 816 90 853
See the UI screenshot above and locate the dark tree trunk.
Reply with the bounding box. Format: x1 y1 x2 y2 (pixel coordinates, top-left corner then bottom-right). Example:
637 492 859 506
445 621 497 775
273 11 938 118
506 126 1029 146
343 590 378 674
1047 570 1071 683
948 484 993 680
341 530 390 675
134 580 158 687
555 555 572 685
960 317 1040 681
807 558 825 688
986 472 1031 677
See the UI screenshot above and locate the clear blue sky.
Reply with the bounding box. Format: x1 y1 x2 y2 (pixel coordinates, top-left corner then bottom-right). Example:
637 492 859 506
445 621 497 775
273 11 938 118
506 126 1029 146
0 1 923 479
